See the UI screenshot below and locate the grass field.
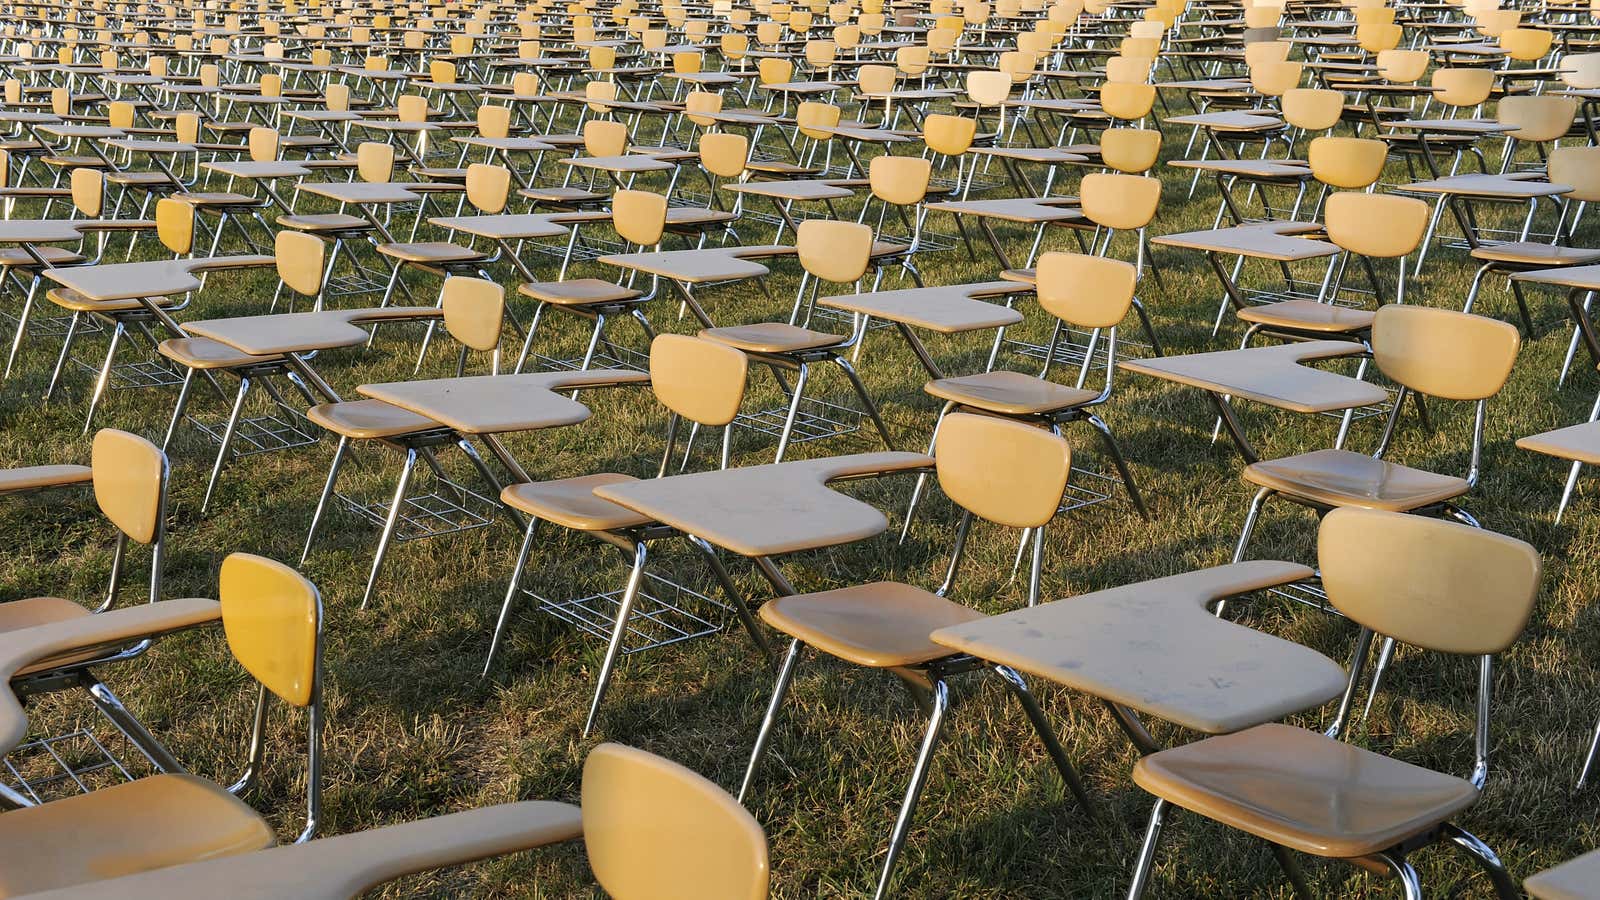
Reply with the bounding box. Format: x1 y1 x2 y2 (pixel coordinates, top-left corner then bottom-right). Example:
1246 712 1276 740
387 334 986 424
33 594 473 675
5 121 1600 898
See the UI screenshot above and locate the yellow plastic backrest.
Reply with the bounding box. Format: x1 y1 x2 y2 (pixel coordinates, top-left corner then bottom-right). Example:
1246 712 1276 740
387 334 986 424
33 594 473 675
466 163 511 214
477 104 511 139
260 73 283 98
357 142 395 182
511 72 540 96
1079 172 1160 231
92 428 165 545
896 44 930 75
685 90 724 127
700 131 749 178
966 69 1011 104
442 276 504 352
584 118 629 157
156 197 194 255
1498 94 1579 142
613 190 668 246
673 51 702 75
1308 136 1387 189
583 743 769 900
1432 67 1495 106
869 154 931 205
1371 304 1520 401
1099 81 1155 120
71 167 103 217
935 413 1071 528
923 113 976 155
1324 190 1427 258
1243 40 1291 67
219 553 321 708
277 230 327 297
1249 59 1302 96
1356 21 1402 52
1035 251 1136 329
1318 508 1538 655
1500 26 1552 60
248 126 278 162
1560 51 1600 89
324 83 351 112
1378 48 1430 83
1280 88 1343 132
759 56 794 84
107 100 136 129
650 334 749 426
1549 146 1600 203
795 101 842 139
397 94 428 122
857 63 896 94
797 218 872 284
1098 127 1161 173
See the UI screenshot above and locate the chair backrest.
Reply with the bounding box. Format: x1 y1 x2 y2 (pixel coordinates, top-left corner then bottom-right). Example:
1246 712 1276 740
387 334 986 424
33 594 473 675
156 197 195 255
1248 59 1301 97
1498 94 1579 142
584 118 629 157
649 334 749 427
276 231 326 298
1035 251 1137 329
1079 173 1160 231
442 276 505 353
612 190 668 246
324 83 351 112
466 163 511 214
684 91 723 128
1377 48 1430 84
701 131 750 179
869 154 931 205
1104 54 1152 85
93 428 165 547
357 142 395 183
1324 191 1428 259
923 113 976 155
935 412 1072 528
1243 40 1291 67
966 69 1012 105
70 168 103 218
248 127 279 163
1431 66 1494 107
1499 26 1552 61
1099 127 1161 173
1099 81 1155 121
1371 304 1520 401
858 63 897 94
1281 87 1343 132
797 218 872 285
1308 136 1387 189
1561 51 1600 90
478 105 512 140
583 743 769 900
1549 146 1600 204
397 94 428 123
795 101 842 139
1356 21 1402 52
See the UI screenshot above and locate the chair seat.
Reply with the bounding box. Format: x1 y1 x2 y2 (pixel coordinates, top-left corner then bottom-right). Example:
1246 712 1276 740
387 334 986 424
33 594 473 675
760 581 984 668
306 399 439 439
665 207 738 229
501 473 653 531
410 166 468 181
0 597 103 676
0 247 84 269
1469 242 1600 266
1243 448 1470 511
1516 419 1600 466
0 773 274 897
104 171 179 187
174 191 268 208
745 159 822 177
276 212 371 232
519 186 608 205
1133 723 1480 859
376 241 487 264
41 155 109 169
1236 300 1376 334
47 288 177 313
518 278 643 305
698 322 845 354
0 464 91 494
158 337 280 369
924 370 1098 416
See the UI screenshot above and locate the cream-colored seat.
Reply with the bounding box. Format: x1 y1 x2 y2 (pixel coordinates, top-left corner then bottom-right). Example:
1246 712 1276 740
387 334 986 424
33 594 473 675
758 582 984 668
517 279 642 306
1527 848 1600 900
1235 301 1375 333
699 322 845 354
44 289 179 313
305 399 440 439
1126 508 1537 900
1243 449 1470 511
156 337 279 369
923 370 1099 415
500 472 653 532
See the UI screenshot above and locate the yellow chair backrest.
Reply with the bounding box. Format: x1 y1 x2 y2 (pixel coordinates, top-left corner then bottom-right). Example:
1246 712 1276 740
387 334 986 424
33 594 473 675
92 429 166 546
869 154 931 205
649 334 749 427
442 276 505 352
613 190 668 246
1371 304 1520 401
219 553 322 708
935 412 1072 528
156 197 195 256
797 218 872 284
276 230 326 298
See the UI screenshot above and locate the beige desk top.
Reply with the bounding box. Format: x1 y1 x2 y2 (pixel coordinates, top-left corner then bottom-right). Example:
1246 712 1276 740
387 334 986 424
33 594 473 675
37 124 126 139
726 179 858 201
1385 118 1519 135
925 197 1083 224
1526 847 1600 900
1164 111 1284 131
300 181 422 204
0 220 99 243
1513 263 1600 290
428 213 570 240
43 256 274 302
968 146 1089 164
357 369 650 435
1152 223 1339 262
186 307 444 356
0 598 221 757
561 154 677 173
450 135 560 152
202 160 313 179
103 138 197 154
600 245 795 283
1401 174 1572 199
13 800 583 900
1168 158 1312 178
1120 340 1387 413
931 561 1346 734
1518 420 1600 466
594 451 934 557
819 281 1029 333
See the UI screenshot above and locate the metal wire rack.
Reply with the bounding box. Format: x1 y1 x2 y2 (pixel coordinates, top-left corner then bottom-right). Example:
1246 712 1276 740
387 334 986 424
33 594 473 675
525 340 651 373
335 476 500 544
0 310 102 338
3 727 147 804
526 571 727 654
189 408 320 457
71 355 186 390
1004 325 1153 373
735 396 863 444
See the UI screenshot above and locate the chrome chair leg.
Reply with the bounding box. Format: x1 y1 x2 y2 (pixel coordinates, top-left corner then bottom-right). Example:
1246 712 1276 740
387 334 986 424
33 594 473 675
1125 799 1171 900
773 363 811 463
899 401 955 544
4 274 39 378
872 676 950 900
1442 822 1518 899
1086 412 1151 520
45 312 81 401
582 539 649 737
483 517 541 677
301 436 351 565
739 637 803 803
360 446 418 610
1375 851 1423 900
1361 636 1397 722
83 321 125 435
86 676 185 775
687 534 773 660
200 375 251 514
834 354 895 450
162 367 198 452
1577 712 1600 790
992 664 1095 816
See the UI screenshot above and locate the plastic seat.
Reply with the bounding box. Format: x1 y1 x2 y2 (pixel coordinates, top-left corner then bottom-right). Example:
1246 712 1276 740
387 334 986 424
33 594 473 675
0 246 82 268
924 370 1099 416
1235 300 1376 334
275 212 370 232
157 337 280 369
375 241 489 264
305 399 440 439
699 322 845 354
502 474 654 532
46 288 178 313
759 582 984 668
517 279 642 306
1244 449 1471 512
0 773 274 898
1469 244 1600 266
1134 723 1480 858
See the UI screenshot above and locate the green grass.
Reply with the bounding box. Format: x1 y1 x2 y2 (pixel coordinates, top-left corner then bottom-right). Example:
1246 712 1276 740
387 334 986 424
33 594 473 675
6 123 1600 898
